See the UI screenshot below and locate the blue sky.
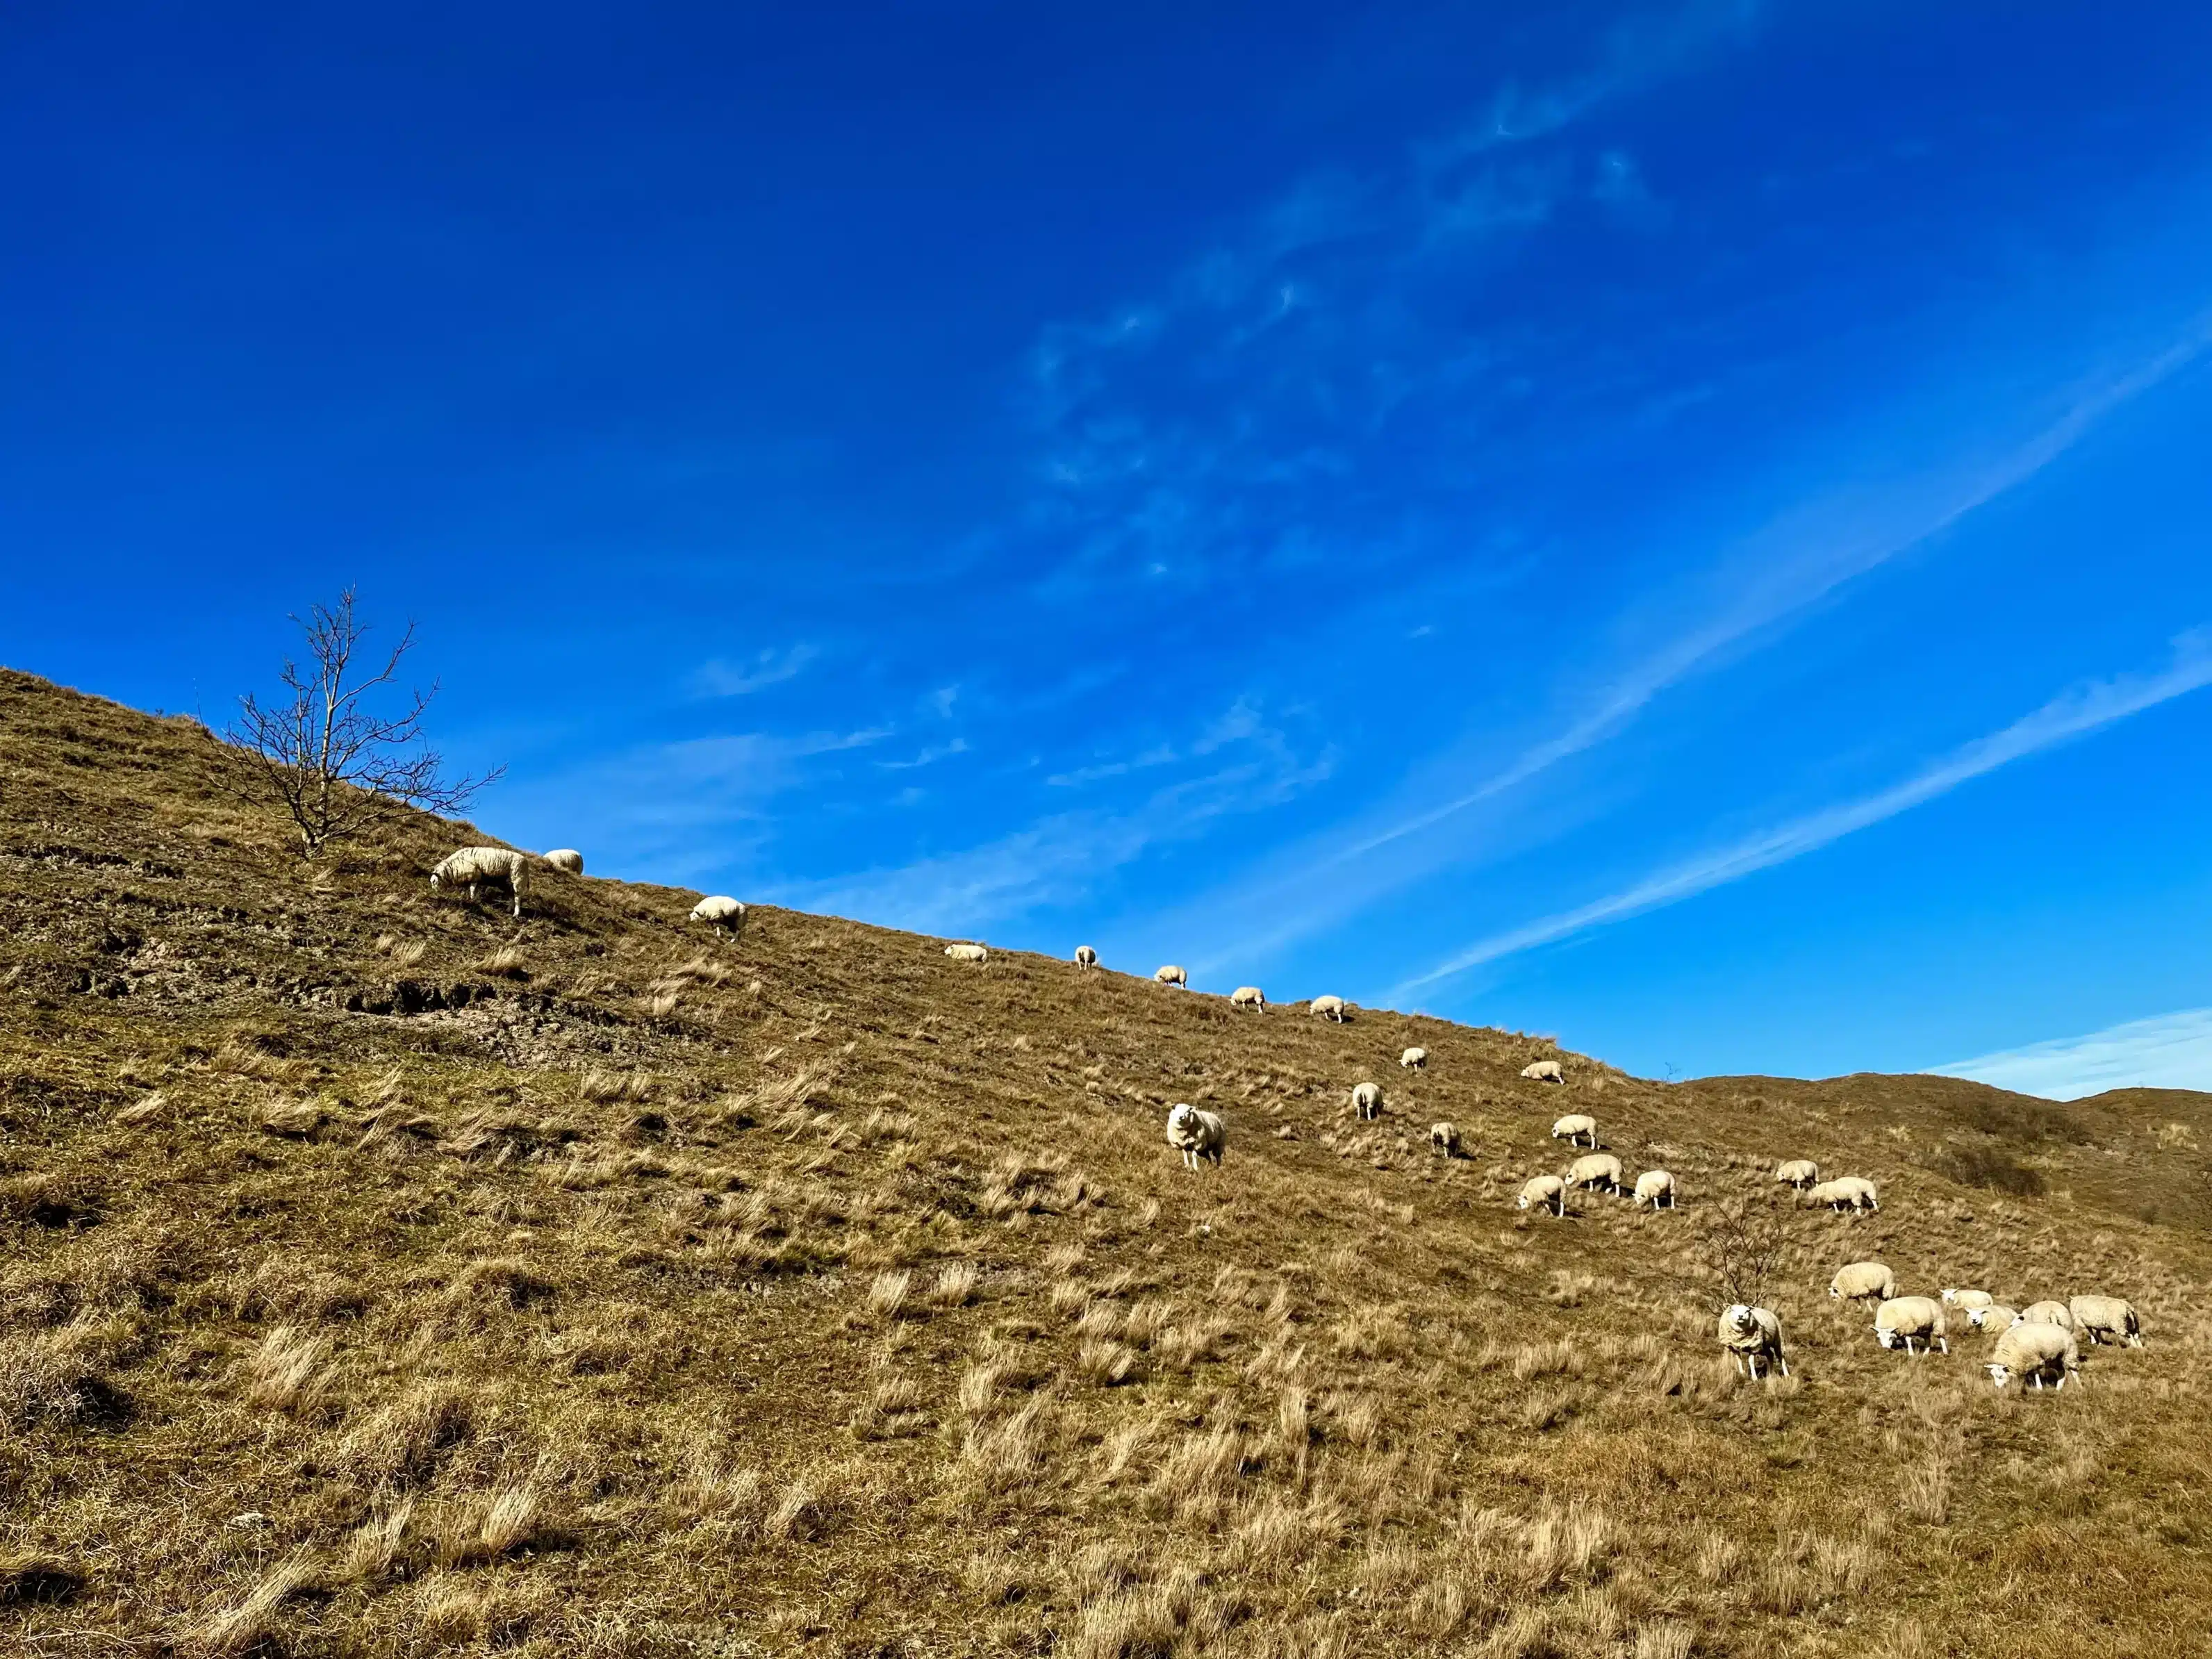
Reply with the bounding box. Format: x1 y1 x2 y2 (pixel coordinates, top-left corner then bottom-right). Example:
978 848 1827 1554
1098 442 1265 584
7 3 2212 1095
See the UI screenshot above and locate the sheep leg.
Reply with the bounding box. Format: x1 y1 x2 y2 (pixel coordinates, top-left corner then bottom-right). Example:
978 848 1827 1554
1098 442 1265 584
1777 1355 1790 1377
1938 1337 1949 1355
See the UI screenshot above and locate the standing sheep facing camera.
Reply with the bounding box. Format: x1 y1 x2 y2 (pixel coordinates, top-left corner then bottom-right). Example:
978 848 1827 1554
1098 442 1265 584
1632 1170 1676 1210
1400 1046 1427 1070
1830 1262 1895 1302
1565 1153 1624 1195
1154 965 1189 988
1551 1114 1598 1148
1310 996 1347 1022
1521 1060 1565 1084
1230 986 1266 1010
1164 1103 1227 1171
1429 1122 1461 1158
431 848 530 918
2068 1296 2142 1347
543 849 584 875
1075 945 1098 970
1874 1296 1949 1356
689 896 747 938
1717 1305 1788 1379
1774 1159 1820 1190
1351 1082 1384 1120
1988 1323 2081 1392
1518 1174 1567 1216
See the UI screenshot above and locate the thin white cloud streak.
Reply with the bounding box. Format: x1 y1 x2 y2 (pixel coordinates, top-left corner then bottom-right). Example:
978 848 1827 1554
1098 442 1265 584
1392 631 2212 995
1927 1007 2212 1100
691 644 819 698
1337 322 2212 873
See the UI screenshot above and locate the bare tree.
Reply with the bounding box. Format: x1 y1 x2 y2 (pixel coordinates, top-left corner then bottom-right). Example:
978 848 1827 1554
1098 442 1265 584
1673 1195 1791 1312
222 589 501 855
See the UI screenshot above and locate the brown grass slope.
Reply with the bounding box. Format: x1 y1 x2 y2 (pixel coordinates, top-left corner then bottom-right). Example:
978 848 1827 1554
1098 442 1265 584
2 665 2209 1658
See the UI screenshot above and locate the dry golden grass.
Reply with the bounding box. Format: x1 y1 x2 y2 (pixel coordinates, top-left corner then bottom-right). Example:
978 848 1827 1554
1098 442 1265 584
4 666 2212 1653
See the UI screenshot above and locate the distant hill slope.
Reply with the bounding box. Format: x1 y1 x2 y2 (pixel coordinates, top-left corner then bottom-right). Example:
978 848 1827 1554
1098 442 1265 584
3 665 2209 1657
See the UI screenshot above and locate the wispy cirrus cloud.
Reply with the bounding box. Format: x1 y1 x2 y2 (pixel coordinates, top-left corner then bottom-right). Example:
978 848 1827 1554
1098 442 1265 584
1926 1007 2212 1100
1157 313 2212 974
1390 630 2212 996
785 700 1334 935
689 643 820 698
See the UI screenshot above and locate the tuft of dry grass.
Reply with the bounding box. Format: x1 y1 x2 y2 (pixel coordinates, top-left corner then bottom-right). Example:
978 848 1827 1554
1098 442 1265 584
181 1549 317 1656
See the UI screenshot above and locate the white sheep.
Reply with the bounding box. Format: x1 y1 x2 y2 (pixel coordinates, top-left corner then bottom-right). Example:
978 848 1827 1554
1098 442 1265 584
2067 1296 2143 1348
1400 1046 1428 1070
1164 1103 1226 1171
1230 986 1266 1010
1075 945 1098 970
1774 1159 1820 1190
1829 1261 1896 1302
1521 1060 1565 1084
542 849 584 875
944 943 989 964
1987 1322 2081 1392
430 848 530 918
1310 995 1347 1023
2015 1300 2074 1332
1550 1114 1598 1148
1631 1169 1676 1210
1940 1288 1995 1312
1967 1303 2019 1332
1351 1082 1384 1121
1565 1152 1624 1195
1429 1121 1461 1158
1154 964 1189 988
1517 1174 1567 1216
689 895 747 938
1717 1304 1789 1379
1874 1296 1949 1356
1804 1177 1879 1212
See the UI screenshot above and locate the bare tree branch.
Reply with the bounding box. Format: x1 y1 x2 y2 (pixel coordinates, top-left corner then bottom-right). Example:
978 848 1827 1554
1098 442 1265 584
217 588 502 855
1669 1194 1791 1312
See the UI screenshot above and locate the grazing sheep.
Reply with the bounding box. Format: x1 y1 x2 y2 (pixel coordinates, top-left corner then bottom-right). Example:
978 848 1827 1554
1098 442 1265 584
1940 1288 1995 1312
1804 1177 1879 1212
944 943 990 964
1874 1296 1949 1356
1987 1322 2081 1392
1829 1262 1897 1303
1717 1304 1789 1379
1521 1060 1565 1084
1774 1159 1820 1190
1429 1121 1461 1158
1154 965 1189 988
1550 1114 1598 1148
543 848 584 875
2016 1301 2074 1332
1401 1046 1428 1071
1517 1174 1567 1216
1230 986 1266 1010
1351 1082 1384 1121
1565 1153 1624 1195
689 895 747 938
1075 945 1098 970
1968 1303 2019 1332
1164 1103 1227 1171
1310 996 1347 1023
1632 1169 1676 1210
431 848 530 918
2067 1296 2143 1348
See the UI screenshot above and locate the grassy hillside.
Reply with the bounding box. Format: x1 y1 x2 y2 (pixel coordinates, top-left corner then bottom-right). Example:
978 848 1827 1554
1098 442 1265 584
3 665 2209 1658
